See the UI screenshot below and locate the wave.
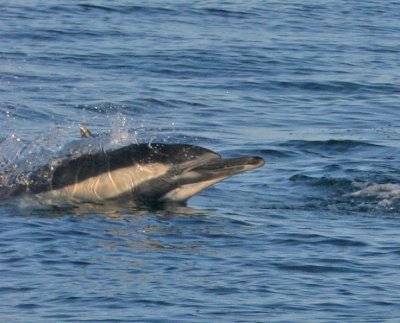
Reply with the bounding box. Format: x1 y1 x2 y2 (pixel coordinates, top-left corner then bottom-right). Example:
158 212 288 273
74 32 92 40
287 175 400 213
77 4 176 15
274 263 366 274
201 8 254 19
349 183 400 209
270 81 400 94
278 139 388 158
280 139 381 153
76 4 254 19
273 233 367 247
290 174 355 187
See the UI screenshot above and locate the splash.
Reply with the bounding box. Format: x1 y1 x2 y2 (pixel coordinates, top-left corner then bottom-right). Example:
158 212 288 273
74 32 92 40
350 183 400 209
0 134 26 169
0 112 143 194
108 112 139 147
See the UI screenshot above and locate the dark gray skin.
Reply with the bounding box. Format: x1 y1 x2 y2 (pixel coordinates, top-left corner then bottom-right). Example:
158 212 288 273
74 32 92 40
0 143 265 206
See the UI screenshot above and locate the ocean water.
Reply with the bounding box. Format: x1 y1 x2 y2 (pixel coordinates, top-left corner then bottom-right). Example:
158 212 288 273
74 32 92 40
1 0 400 321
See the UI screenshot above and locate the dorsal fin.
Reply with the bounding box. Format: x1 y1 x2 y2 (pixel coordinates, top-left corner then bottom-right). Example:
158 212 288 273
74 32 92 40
80 126 94 138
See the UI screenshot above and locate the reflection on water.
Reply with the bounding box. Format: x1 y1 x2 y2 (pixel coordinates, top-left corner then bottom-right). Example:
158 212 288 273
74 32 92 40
16 195 211 218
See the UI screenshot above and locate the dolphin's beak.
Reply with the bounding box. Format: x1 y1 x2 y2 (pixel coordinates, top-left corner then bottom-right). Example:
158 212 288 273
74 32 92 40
191 156 265 178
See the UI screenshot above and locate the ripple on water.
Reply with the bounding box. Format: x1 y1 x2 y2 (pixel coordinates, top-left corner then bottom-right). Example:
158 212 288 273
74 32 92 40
1 0 400 321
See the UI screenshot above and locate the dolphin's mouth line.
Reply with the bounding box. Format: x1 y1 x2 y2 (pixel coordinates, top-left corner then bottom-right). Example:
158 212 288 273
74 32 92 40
192 156 265 172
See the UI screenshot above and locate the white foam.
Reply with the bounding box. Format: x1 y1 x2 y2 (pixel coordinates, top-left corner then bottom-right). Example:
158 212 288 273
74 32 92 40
351 183 400 208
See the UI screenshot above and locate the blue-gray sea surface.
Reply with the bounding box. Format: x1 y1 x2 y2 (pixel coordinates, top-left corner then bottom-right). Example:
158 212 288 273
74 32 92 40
1 1 400 322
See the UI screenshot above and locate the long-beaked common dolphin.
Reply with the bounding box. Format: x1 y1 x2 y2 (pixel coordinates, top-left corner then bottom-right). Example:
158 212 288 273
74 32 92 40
0 131 265 206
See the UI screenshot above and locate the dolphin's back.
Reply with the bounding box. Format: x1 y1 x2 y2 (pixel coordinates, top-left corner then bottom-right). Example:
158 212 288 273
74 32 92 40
51 143 220 190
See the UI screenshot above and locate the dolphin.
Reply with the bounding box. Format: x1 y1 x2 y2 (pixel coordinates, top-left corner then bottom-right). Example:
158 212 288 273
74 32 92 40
0 140 265 206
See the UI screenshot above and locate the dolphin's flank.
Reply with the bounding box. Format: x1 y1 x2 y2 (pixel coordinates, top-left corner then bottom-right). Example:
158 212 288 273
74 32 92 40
1 142 265 206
